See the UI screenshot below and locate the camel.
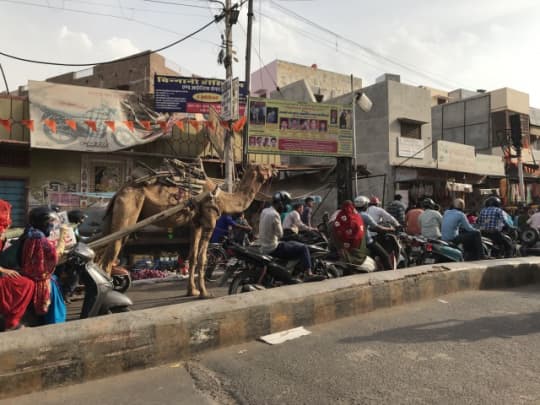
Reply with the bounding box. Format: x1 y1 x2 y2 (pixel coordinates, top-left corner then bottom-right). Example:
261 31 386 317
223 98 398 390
98 162 276 297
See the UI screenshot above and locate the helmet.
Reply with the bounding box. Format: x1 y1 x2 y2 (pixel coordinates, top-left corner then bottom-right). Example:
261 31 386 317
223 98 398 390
354 195 370 209
453 198 465 211
369 196 380 206
29 206 59 235
485 196 502 208
68 209 87 224
422 198 436 210
272 191 292 206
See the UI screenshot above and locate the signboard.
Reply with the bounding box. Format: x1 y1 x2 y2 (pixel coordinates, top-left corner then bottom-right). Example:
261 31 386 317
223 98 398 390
398 137 424 159
246 98 353 157
29 81 167 152
154 75 247 114
474 154 505 176
437 141 476 173
221 77 239 121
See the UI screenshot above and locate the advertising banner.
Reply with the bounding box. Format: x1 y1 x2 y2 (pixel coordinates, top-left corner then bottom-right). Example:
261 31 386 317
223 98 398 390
246 98 353 157
29 81 168 152
154 75 247 114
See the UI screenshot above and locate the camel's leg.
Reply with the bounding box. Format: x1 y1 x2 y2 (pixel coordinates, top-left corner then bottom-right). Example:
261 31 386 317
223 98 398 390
196 212 217 299
187 221 202 297
101 189 145 275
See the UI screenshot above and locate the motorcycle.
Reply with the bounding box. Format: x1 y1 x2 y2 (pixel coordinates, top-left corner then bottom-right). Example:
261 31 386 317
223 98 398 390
480 228 521 258
399 233 464 265
519 227 540 256
226 239 337 294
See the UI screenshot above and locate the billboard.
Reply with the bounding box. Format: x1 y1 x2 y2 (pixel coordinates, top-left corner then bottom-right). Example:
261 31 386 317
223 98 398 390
246 98 353 157
154 75 247 114
29 81 167 152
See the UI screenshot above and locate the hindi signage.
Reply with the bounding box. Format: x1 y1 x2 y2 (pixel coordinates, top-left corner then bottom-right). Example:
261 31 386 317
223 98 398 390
246 98 353 157
154 75 246 114
398 137 424 159
221 77 240 121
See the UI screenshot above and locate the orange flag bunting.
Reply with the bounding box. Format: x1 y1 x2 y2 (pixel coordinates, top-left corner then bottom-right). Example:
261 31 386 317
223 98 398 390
65 119 77 131
104 121 116 132
205 121 215 131
190 120 200 132
21 119 34 131
157 121 167 131
0 119 11 132
140 120 152 131
232 116 247 133
123 120 134 132
44 119 57 133
175 120 184 131
84 120 97 132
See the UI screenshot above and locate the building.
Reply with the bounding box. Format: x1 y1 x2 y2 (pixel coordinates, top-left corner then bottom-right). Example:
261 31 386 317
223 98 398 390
251 60 361 102
46 51 181 94
330 74 505 210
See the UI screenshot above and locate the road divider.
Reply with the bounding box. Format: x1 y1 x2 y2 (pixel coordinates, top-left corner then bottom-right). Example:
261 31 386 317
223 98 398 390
1 257 539 399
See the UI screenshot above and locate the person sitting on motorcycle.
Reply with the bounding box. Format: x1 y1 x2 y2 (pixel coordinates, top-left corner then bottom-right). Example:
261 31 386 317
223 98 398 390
441 198 486 261
366 196 400 228
283 203 315 239
477 196 514 257
332 200 376 272
0 199 35 331
259 192 322 282
418 198 443 240
210 213 252 244
405 202 423 236
354 196 395 270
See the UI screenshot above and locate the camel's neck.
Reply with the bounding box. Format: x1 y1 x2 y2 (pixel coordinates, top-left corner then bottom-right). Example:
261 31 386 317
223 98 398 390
218 179 264 214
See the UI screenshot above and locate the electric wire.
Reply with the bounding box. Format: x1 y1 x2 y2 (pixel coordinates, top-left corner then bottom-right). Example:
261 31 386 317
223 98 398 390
0 17 222 67
63 0 210 16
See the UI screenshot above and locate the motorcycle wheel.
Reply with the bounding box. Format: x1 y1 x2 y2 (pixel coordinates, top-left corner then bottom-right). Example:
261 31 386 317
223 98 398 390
228 271 256 295
113 274 132 293
108 306 130 314
205 247 228 282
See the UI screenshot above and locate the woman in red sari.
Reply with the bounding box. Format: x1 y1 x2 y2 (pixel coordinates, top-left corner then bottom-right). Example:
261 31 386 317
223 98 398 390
0 200 35 331
19 207 66 319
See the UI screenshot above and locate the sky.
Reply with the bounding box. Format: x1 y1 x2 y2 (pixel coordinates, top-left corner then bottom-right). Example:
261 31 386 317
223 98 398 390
1 0 540 105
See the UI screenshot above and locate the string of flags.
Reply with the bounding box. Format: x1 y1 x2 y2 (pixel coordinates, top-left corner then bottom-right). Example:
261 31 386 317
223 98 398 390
0 116 247 134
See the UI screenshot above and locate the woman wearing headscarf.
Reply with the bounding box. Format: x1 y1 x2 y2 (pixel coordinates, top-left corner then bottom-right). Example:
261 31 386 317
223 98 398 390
19 206 67 324
0 200 35 331
332 200 375 272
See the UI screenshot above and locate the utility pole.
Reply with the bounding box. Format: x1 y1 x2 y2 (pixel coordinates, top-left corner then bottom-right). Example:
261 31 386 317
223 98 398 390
223 0 234 192
242 0 254 168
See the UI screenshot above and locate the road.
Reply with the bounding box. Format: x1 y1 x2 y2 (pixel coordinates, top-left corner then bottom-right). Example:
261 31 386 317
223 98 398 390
6 284 540 404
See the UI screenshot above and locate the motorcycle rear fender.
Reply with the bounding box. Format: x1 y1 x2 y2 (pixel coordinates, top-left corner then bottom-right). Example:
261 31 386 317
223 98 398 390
100 290 133 314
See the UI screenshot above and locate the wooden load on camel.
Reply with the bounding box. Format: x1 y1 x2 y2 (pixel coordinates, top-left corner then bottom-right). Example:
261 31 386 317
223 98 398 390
88 158 217 251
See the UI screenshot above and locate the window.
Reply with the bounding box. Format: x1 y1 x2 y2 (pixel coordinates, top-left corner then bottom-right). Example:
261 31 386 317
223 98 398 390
401 122 421 139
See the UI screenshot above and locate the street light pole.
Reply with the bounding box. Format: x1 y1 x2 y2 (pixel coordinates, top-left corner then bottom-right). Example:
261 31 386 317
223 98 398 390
242 0 253 168
223 0 234 192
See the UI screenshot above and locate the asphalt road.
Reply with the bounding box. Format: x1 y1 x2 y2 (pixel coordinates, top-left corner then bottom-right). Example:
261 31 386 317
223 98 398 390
6 284 540 404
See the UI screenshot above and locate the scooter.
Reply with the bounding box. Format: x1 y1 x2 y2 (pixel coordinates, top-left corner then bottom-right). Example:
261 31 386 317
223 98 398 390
70 243 133 317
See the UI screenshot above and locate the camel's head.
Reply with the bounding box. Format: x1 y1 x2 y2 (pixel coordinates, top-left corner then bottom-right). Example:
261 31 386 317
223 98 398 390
255 164 278 183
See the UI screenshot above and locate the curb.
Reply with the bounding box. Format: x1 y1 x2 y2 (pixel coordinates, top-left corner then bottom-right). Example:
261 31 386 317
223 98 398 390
1 258 539 399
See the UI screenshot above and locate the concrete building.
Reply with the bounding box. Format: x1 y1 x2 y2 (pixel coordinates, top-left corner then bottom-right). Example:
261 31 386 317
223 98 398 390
46 51 180 94
330 75 505 209
251 60 361 102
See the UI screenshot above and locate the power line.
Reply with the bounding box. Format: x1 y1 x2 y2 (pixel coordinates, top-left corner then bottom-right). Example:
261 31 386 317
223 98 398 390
143 0 214 9
0 16 223 66
64 0 210 16
268 0 463 90
0 0 220 47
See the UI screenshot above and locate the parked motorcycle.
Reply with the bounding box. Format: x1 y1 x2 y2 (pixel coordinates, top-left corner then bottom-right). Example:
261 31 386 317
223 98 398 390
226 240 337 294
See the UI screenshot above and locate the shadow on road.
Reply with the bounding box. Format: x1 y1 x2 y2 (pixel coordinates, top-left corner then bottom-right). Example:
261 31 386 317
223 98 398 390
339 311 540 345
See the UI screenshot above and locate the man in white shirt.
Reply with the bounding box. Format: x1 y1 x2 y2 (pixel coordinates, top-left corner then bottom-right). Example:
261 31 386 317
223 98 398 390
259 192 321 282
527 209 540 230
366 196 400 227
418 198 443 239
283 203 312 237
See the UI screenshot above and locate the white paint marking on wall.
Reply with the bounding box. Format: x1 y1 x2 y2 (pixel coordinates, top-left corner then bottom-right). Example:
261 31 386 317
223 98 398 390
260 327 311 345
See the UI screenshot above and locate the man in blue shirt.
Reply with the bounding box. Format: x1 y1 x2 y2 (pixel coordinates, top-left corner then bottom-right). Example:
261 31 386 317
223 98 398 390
477 196 514 257
441 198 485 261
210 214 251 244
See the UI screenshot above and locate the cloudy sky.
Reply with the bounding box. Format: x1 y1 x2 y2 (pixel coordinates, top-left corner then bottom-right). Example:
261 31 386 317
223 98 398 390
1 0 539 105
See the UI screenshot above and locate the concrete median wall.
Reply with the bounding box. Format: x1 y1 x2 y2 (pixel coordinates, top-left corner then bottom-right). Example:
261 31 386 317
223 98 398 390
1 258 540 399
